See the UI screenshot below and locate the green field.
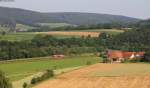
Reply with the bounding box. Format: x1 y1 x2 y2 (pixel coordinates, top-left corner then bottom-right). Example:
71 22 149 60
0 29 124 41
0 32 36 41
0 26 10 32
39 23 75 28
0 32 80 41
0 55 100 81
0 24 34 32
16 24 35 31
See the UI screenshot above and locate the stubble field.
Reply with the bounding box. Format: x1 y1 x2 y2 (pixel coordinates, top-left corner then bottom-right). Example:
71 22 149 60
36 31 101 37
33 63 150 88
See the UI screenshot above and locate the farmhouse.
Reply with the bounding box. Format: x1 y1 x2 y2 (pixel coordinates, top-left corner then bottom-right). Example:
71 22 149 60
107 50 145 63
52 54 65 59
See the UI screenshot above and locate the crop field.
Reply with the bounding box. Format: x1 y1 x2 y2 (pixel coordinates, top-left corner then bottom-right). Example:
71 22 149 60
0 55 100 81
0 29 124 41
36 29 124 38
0 32 36 41
0 32 80 41
36 31 101 37
72 29 124 35
33 63 150 88
38 23 75 28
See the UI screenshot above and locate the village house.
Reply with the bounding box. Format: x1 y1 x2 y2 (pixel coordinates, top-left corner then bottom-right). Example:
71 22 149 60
107 50 145 63
52 54 65 60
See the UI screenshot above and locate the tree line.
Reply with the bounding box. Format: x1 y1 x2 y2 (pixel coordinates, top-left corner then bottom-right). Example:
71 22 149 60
28 22 133 32
0 20 150 61
0 35 101 60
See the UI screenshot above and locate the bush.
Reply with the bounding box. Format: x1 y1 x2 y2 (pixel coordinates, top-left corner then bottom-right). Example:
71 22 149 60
130 58 141 63
143 51 150 62
30 69 54 85
99 52 110 63
121 58 143 63
23 82 28 88
36 77 42 82
53 66 57 70
102 58 111 63
31 77 37 84
0 71 12 88
86 61 92 65
46 69 54 78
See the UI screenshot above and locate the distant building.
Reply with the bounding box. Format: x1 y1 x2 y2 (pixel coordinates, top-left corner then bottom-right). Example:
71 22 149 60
52 55 65 60
107 50 145 63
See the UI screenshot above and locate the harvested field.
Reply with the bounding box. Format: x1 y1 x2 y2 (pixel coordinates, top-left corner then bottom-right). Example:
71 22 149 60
33 63 150 88
36 31 100 37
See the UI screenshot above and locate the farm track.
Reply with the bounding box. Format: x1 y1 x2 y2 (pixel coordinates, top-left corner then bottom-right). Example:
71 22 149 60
33 64 150 88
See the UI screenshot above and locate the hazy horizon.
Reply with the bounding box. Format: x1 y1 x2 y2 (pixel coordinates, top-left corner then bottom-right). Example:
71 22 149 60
0 0 150 19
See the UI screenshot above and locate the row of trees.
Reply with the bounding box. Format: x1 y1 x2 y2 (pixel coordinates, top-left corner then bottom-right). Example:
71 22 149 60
0 35 102 60
108 28 150 52
28 22 132 32
1 28 150 61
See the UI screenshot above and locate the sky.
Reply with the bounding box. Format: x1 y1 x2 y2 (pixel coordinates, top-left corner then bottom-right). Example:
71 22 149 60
0 0 150 19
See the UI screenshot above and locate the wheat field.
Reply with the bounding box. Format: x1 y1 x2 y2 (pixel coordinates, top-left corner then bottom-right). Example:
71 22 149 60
36 31 101 37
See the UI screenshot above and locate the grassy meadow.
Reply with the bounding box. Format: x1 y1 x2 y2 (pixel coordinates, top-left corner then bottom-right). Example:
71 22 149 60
16 24 35 31
0 55 100 81
38 23 75 28
0 26 10 32
0 32 36 41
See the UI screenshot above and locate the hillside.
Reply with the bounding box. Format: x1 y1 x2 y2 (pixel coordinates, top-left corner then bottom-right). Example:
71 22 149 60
0 7 140 26
46 12 140 25
136 19 150 29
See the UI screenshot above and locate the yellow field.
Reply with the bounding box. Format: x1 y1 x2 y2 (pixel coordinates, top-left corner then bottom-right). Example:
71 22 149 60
36 31 100 37
33 63 150 88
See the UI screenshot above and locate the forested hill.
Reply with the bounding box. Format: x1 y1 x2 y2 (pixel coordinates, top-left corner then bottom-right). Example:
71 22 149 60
136 19 150 29
0 6 140 26
45 12 140 25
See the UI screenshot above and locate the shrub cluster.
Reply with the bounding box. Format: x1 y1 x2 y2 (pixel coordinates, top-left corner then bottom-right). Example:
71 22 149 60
30 69 54 85
0 71 12 88
86 61 92 65
23 82 28 88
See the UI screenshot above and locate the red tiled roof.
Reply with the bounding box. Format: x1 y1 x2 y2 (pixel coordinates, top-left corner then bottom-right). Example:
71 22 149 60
122 52 134 58
108 50 145 59
136 52 145 56
108 51 123 59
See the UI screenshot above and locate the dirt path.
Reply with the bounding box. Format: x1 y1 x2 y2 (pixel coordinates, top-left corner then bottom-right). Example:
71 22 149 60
33 64 150 88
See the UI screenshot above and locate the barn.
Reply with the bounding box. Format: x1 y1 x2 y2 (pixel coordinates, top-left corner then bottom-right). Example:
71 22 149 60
107 50 145 63
52 55 65 60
